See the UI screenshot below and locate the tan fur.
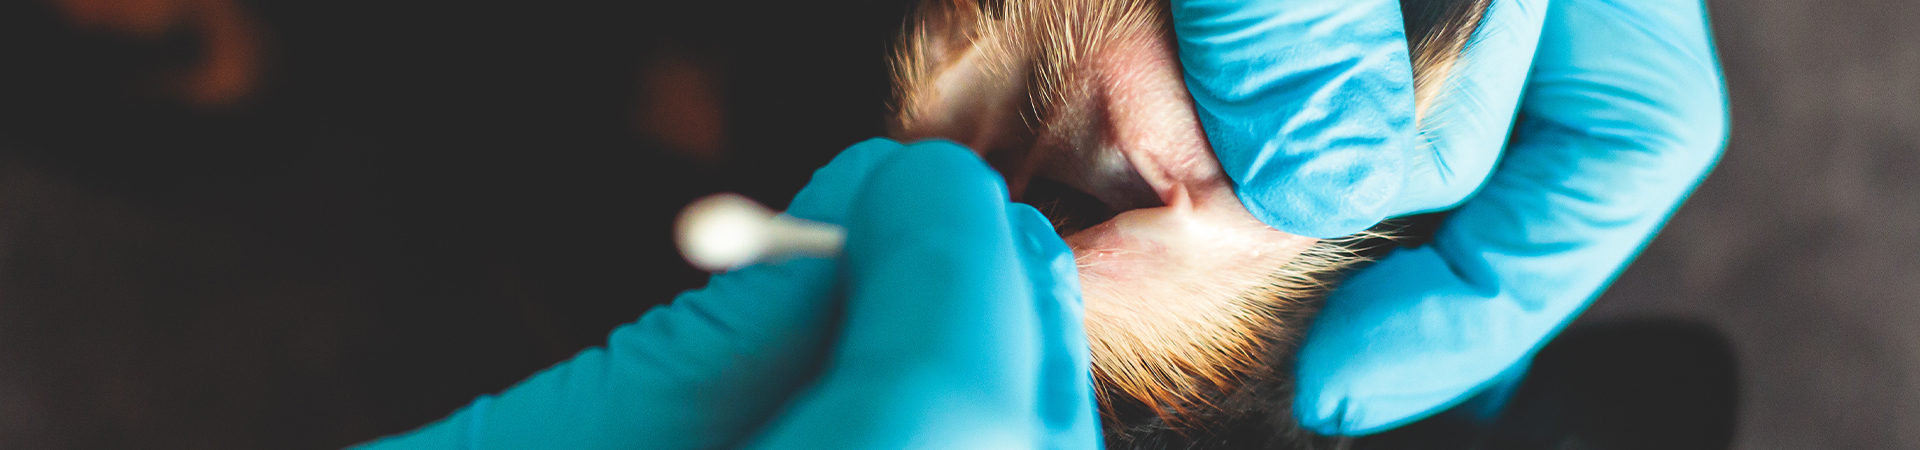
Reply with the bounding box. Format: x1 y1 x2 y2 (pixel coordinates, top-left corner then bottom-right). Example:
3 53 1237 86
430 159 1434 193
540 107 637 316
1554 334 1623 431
1078 233 1385 425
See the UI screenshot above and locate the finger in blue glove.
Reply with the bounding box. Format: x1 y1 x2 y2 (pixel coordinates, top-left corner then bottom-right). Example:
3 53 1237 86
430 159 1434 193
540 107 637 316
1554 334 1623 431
1171 0 1418 239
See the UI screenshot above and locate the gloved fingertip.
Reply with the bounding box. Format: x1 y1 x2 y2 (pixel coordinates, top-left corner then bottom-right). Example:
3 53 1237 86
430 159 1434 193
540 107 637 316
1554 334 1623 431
847 141 1007 246
1006 202 1075 289
787 137 908 225
899 138 1010 197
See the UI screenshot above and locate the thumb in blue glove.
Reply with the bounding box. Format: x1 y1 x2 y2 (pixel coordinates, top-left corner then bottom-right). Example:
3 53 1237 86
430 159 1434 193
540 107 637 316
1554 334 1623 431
1171 0 1418 239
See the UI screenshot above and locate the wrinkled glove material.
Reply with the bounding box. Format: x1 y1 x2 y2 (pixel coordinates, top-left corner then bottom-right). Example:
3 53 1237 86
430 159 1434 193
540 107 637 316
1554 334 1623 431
1173 0 1419 239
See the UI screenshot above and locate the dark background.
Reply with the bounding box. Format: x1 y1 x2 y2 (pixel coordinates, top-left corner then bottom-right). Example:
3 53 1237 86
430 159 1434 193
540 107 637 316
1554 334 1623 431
0 0 1912 448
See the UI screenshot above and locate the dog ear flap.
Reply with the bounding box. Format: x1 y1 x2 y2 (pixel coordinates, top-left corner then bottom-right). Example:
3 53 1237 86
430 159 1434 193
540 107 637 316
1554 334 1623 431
888 0 1034 148
890 0 995 139
905 0 988 69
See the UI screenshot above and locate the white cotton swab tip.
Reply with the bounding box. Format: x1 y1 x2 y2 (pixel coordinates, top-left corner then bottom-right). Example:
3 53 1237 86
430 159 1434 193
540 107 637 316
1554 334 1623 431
675 193 846 272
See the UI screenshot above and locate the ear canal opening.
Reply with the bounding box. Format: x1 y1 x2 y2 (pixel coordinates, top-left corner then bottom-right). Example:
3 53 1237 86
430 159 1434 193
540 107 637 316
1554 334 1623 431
1022 175 1120 235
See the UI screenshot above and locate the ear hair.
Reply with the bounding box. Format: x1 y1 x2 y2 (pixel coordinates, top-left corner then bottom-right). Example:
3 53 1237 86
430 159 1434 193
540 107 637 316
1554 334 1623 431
889 0 986 125
889 0 1165 144
1404 0 1493 121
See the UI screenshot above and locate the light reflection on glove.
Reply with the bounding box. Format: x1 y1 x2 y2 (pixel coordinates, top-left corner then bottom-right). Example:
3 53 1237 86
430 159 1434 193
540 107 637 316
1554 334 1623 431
350 138 1100 449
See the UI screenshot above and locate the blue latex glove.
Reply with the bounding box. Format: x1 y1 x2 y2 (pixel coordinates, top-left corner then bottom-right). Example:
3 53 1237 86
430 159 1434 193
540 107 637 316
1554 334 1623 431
350 139 1101 449
1289 0 1730 435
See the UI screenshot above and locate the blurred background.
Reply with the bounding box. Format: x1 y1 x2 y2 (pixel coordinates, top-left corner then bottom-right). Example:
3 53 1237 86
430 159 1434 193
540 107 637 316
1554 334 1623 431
0 0 1911 448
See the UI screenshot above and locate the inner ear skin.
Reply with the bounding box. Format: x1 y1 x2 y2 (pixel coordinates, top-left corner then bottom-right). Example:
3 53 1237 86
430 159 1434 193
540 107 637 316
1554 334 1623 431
1028 85 1166 214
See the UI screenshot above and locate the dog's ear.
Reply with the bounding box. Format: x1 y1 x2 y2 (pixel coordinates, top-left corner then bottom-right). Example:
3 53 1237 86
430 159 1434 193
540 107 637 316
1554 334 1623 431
888 0 1036 157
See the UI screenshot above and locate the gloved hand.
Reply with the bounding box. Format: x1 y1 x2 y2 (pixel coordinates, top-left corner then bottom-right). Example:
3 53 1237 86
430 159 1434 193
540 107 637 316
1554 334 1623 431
1283 0 1728 435
350 138 1101 449
1174 0 1726 435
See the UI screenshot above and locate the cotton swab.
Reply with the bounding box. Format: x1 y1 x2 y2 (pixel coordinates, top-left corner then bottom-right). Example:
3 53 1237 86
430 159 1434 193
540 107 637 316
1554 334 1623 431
674 193 845 272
